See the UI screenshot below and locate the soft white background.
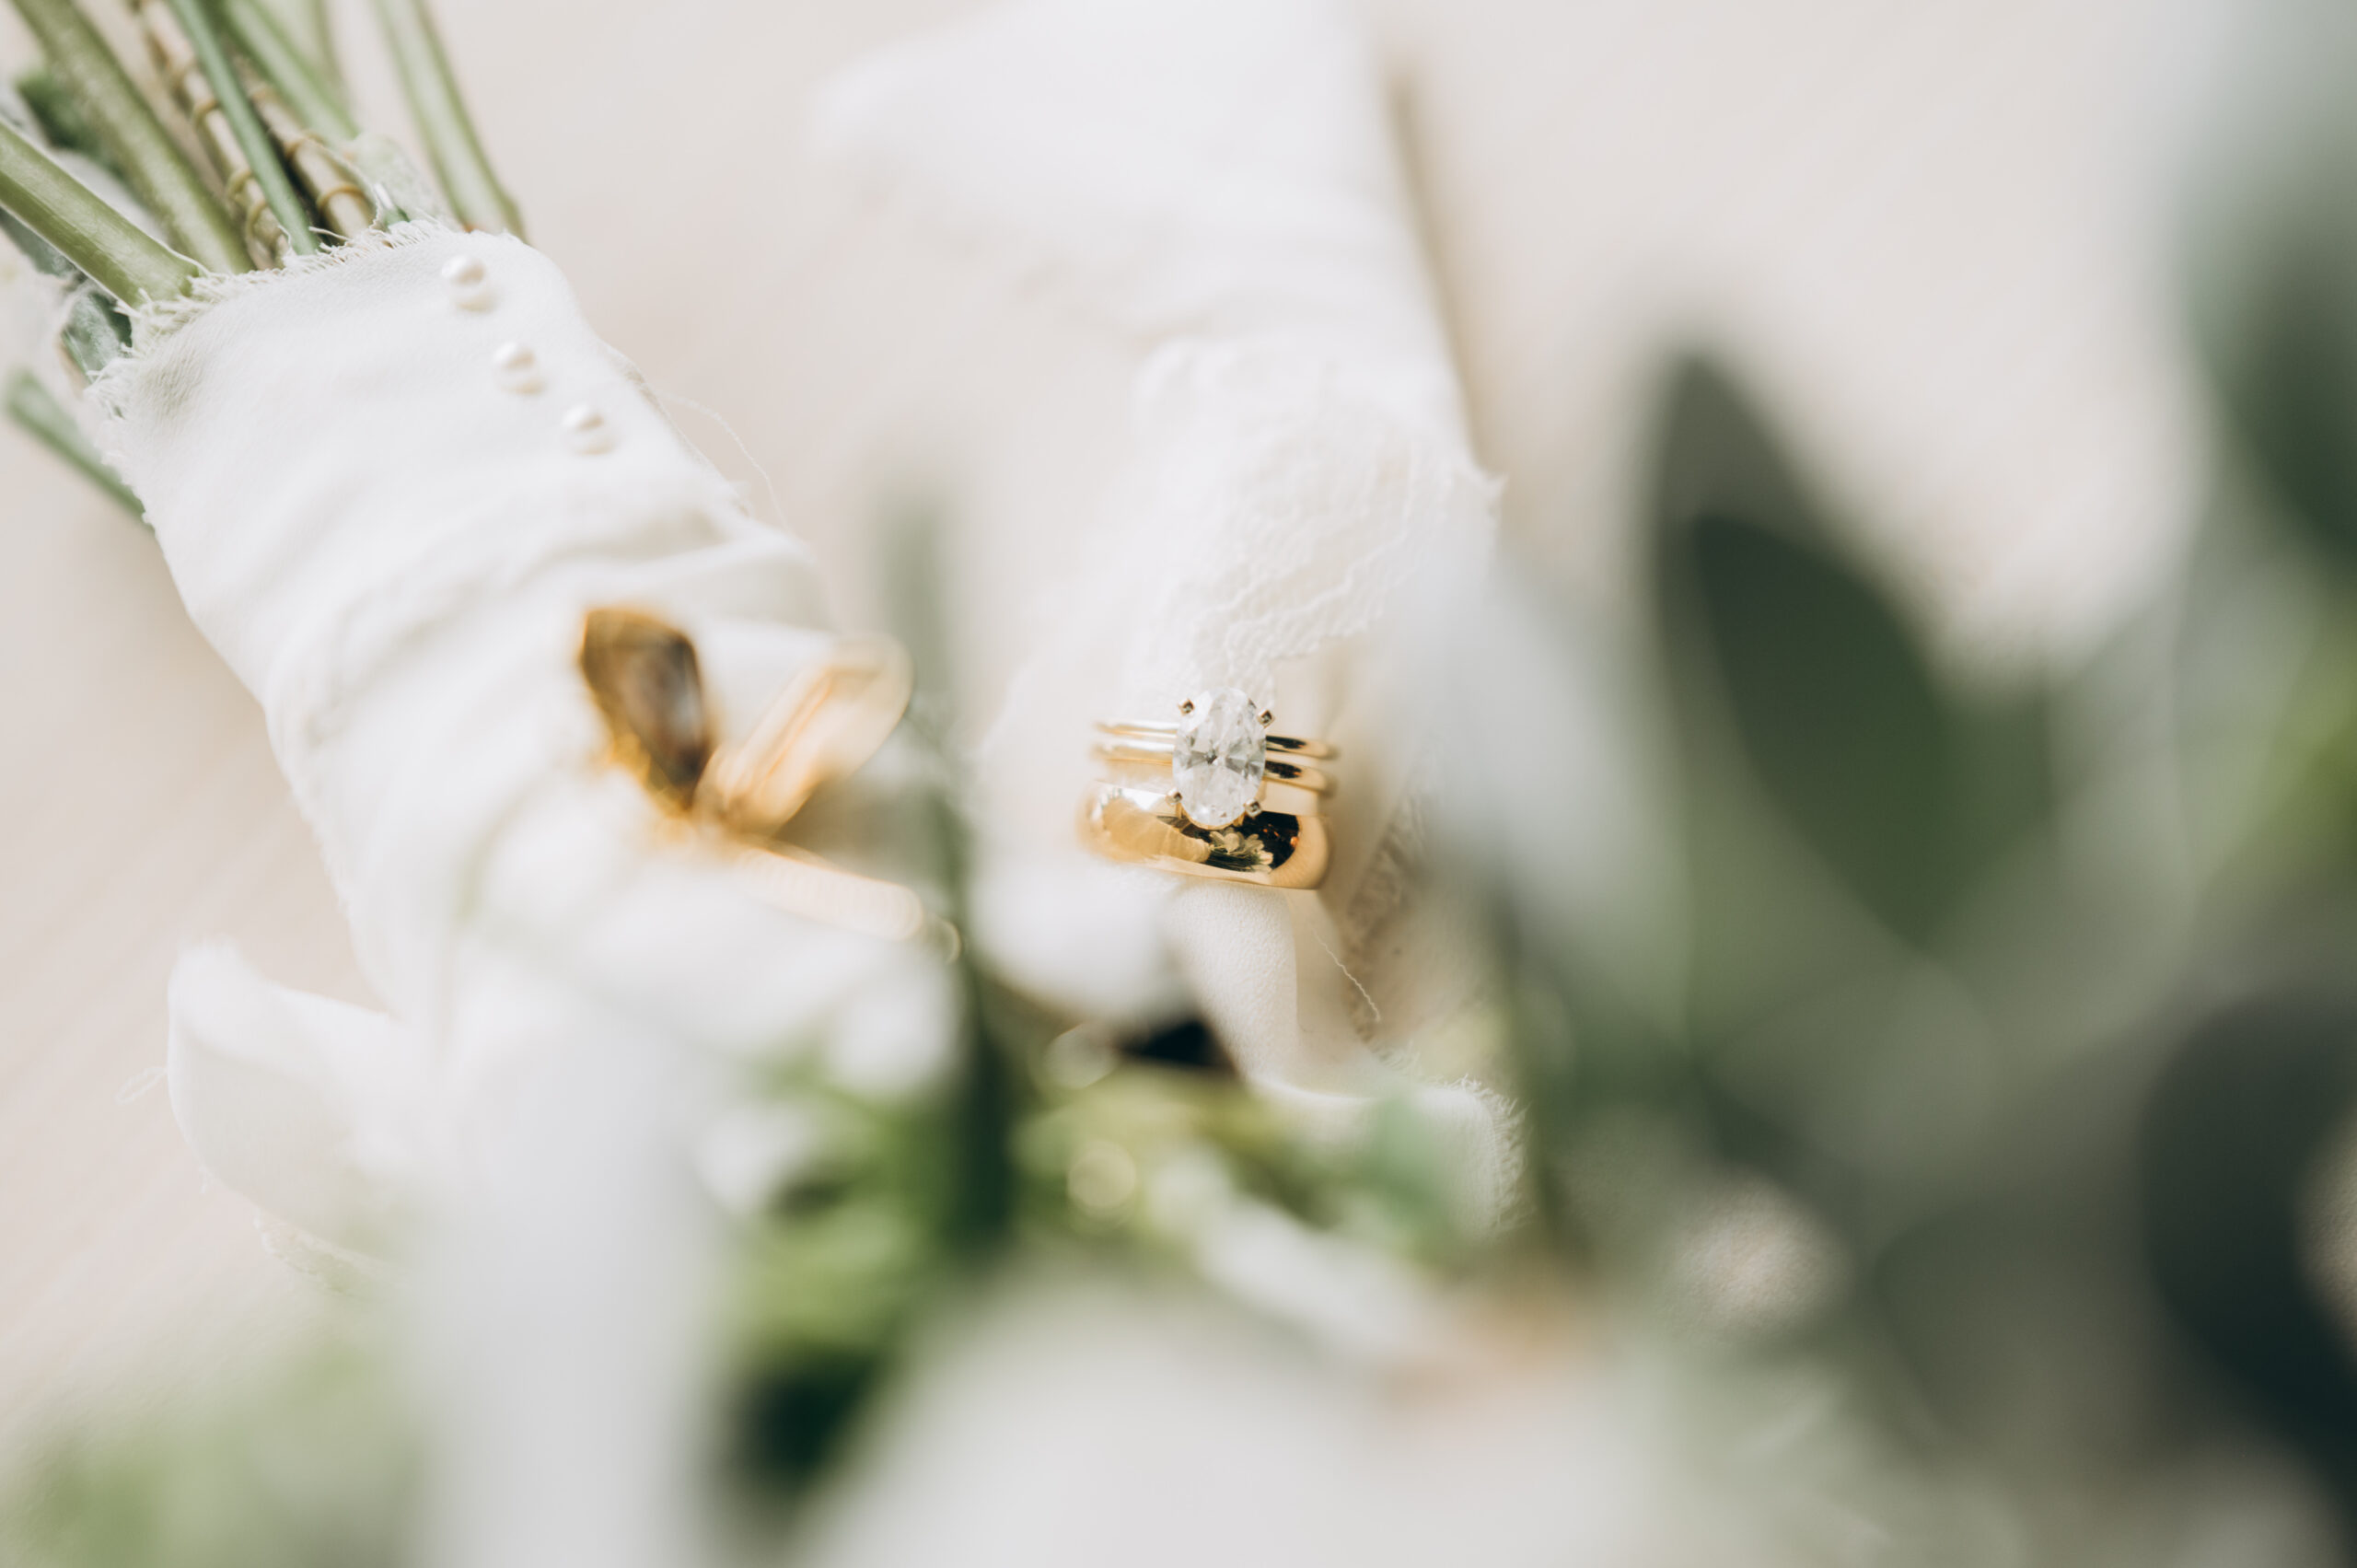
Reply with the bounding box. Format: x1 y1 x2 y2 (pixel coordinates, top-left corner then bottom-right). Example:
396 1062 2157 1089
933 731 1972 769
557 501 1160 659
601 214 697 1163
0 0 2205 1440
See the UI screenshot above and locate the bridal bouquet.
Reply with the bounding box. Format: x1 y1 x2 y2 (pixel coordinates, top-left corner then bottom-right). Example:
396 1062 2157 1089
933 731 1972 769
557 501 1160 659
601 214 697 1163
17 0 2357 1564
0 2 1540 1562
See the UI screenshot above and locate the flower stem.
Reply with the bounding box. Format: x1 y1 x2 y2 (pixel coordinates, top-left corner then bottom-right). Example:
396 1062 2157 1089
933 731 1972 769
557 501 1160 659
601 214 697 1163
219 0 353 143
272 0 339 91
0 117 199 301
166 0 315 256
136 0 284 262
248 75 371 238
6 0 250 274
6 368 140 516
371 0 520 235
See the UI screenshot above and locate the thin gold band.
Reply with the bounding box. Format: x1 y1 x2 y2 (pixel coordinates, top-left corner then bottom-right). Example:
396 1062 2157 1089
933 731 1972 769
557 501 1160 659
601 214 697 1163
1092 760 1329 819
1092 719 1333 759
1087 736 1333 794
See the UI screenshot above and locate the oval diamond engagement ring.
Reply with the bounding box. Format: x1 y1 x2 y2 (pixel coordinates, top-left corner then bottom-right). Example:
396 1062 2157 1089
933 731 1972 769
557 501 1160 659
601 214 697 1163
1080 689 1333 889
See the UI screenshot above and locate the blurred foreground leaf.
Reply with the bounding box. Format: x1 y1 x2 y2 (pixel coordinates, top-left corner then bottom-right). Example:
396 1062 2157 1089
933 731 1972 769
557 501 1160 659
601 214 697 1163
1652 360 2048 947
2142 986 2357 1512
2184 0 2357 572
1 1342 411 1568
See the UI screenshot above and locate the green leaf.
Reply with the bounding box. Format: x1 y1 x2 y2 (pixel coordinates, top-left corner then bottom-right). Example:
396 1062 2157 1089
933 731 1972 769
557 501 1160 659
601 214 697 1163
15 64 108 169
2194 191 2357 567
1652 359 2046 944
2141 987 2357 1448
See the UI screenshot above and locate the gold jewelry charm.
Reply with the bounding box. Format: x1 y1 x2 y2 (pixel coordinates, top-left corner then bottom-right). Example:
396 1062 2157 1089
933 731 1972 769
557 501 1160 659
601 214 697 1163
580 608 912 826
1080 688 1333 889
578 606 927 939
702 635 912 835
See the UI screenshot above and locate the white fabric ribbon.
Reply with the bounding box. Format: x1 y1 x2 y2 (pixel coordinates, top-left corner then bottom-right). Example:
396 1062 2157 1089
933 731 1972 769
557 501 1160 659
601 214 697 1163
819 0 1513 1211
92 226 948 1252
92 226 954 1568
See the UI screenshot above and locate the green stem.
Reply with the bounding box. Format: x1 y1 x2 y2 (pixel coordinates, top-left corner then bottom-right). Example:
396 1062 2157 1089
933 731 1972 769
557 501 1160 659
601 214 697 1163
0 118 199 301
277 0 339 90
0 206 133 375
7 0 250 273
219 0 354 142
168 0 316 255
372 0 520 235
6 369 141 516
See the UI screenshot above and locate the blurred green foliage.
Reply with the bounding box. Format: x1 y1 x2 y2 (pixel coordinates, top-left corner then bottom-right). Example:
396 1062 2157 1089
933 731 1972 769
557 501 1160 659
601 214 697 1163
0 1343 412 1568
1469 306 2357 1554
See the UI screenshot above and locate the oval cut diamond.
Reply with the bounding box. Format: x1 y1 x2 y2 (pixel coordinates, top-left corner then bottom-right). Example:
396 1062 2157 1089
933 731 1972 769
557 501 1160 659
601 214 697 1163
1172 688 1266 828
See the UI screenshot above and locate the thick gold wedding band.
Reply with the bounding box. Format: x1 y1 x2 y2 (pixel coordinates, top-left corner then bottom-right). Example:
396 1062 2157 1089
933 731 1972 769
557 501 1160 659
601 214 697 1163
1079 687 1333 889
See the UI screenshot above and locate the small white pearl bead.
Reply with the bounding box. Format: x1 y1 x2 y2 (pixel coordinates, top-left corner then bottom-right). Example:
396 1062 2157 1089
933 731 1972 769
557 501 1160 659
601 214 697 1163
563 404 614 454
492 341 541 393
441 253 493 310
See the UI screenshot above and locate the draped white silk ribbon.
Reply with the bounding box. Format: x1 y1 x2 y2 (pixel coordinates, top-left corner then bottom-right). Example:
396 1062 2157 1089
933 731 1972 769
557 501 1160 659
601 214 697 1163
88 228 946 1257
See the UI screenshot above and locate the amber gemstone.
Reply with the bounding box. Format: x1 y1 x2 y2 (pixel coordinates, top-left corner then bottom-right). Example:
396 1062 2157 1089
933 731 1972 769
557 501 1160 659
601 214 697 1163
580 607 712 811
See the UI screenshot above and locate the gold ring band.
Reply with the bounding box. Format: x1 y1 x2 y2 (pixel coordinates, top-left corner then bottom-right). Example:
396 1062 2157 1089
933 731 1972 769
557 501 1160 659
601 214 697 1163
1087 737 1334 794
1078 782 1330 889
1091 750 1329 819
1092 719 1333 759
